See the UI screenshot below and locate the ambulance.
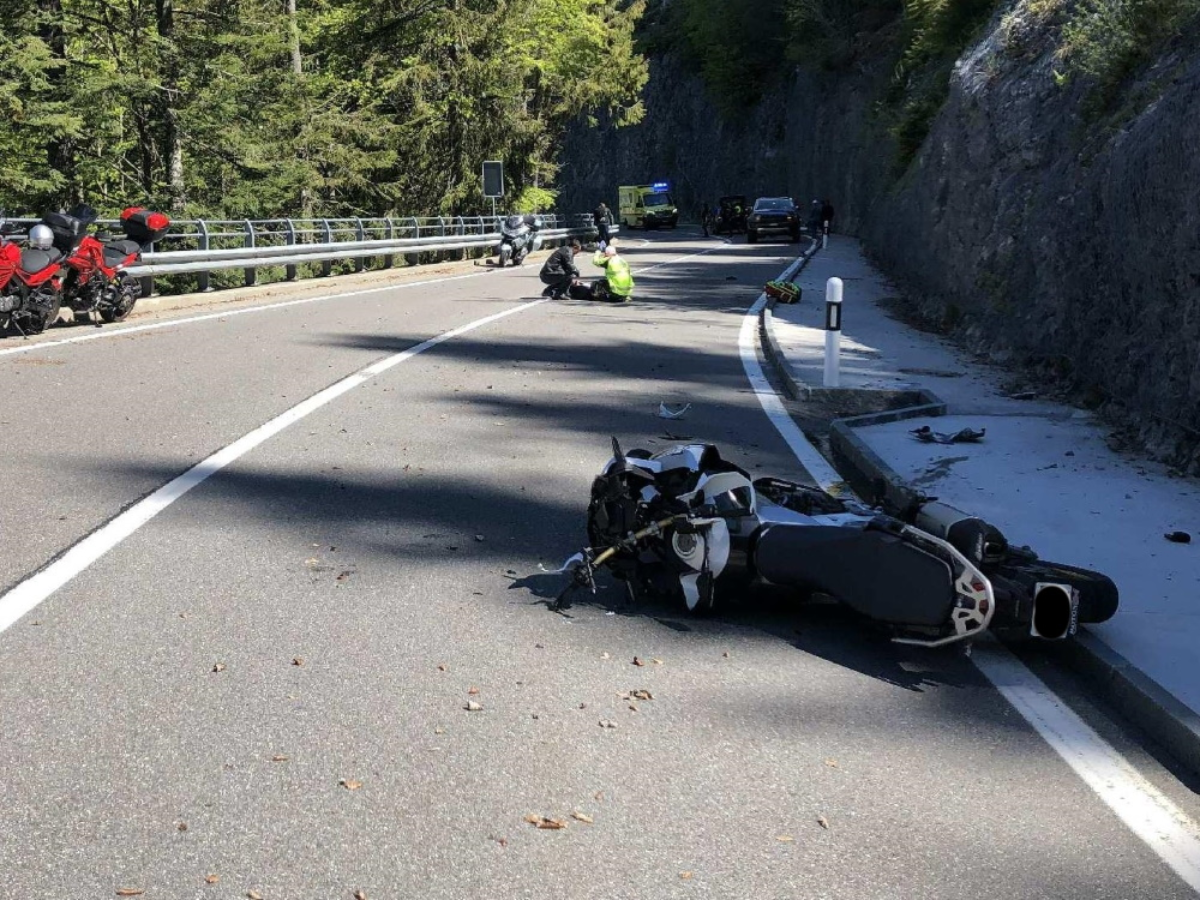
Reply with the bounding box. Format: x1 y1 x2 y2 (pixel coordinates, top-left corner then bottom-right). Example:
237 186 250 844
617 183 679 230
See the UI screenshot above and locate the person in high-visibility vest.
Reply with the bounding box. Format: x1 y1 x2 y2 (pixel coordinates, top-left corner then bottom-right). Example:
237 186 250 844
589 244 634 302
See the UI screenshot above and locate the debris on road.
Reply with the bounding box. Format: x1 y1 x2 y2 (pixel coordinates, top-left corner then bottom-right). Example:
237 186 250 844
339 779 363 791
205 874 220 884
632 657 645 667
524 814 567 829
211 662 226 673
1165 531 1192 544
598 719 618 729
817 816 830 830
465 701 483 712
116 890 145 897
571 811 594 824
910 424 986 444
657 401 692 420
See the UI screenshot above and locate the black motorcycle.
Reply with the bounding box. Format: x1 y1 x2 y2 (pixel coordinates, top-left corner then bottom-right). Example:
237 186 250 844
549 440 1118 649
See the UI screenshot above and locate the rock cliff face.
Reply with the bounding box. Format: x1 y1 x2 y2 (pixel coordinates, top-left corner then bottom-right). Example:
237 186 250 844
558 6 1200 470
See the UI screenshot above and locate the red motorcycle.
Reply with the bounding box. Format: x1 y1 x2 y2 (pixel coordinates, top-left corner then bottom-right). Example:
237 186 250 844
0 218 69 336
56 205 171 325
0 212 20 294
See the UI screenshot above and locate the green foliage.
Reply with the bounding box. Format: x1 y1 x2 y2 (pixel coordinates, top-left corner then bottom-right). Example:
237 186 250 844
0 0 648 218
784 0 901 70
1060 0 1200 108
639 0 790 114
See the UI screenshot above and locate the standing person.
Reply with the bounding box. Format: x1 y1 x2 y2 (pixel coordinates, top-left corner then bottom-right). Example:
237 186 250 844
593 201 612 248
700 202 712 237
539 239 583 299
821 198 835 234
806 199 823 234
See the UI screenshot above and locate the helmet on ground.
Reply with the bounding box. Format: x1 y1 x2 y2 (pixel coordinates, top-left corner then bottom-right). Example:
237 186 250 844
29 224 53 250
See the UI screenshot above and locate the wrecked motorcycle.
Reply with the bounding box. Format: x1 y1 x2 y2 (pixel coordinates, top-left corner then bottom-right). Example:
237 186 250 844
550 440 1118 648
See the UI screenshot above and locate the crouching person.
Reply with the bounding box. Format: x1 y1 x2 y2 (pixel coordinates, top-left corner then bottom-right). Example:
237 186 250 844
584 244 635 303
540 239 583 299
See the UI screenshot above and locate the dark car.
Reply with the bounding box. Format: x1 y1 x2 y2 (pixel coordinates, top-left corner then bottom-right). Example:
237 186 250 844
746 197 800 243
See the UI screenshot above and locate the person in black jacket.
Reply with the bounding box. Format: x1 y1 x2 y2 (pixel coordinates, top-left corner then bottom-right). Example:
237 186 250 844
821 199 835 233
593 202 612 247
540 239 583 299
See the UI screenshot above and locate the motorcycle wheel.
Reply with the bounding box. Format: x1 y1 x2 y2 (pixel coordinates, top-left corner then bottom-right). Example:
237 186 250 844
100 286 137 323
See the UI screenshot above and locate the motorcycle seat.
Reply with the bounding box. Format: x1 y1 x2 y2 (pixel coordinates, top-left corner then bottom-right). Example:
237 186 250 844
102 240 141 266
19 247 62 274
753 523 955 627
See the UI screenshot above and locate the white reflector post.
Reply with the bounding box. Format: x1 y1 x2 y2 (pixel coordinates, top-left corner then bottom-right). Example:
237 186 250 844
823 276 844 388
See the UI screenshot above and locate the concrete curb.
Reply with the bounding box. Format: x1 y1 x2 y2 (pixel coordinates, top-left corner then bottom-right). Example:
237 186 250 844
758 290 1200 780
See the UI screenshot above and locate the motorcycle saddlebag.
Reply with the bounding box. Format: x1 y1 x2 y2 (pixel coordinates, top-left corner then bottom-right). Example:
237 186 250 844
42 211 90 254
120 207 171 245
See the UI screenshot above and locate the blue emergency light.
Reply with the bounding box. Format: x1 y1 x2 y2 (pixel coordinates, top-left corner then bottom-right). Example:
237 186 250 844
651 182 669 191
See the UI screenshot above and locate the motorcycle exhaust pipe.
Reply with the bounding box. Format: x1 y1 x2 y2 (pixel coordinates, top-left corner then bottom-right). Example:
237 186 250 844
1030 582 1080 640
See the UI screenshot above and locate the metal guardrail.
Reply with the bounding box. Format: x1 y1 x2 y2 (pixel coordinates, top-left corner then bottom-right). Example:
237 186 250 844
1 213 606 294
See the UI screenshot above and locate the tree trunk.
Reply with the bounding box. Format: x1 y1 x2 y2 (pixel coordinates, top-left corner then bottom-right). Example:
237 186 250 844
287 0 303 75
157 0 187 211
38 0 78 205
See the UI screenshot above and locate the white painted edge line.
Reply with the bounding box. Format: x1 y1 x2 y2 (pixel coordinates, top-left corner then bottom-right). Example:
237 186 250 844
0 270 495 359
0 243 720 636
745 251 1200 892
973 643 1200 892
0 294 543 634
740 253 843 489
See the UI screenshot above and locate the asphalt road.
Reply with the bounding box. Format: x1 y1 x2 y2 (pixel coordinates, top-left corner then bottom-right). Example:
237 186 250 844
0 233 1197 899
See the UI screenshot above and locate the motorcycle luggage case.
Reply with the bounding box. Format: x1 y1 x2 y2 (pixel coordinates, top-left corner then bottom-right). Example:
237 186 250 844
120 208 171 245
753 523 955 627
43 211 89 254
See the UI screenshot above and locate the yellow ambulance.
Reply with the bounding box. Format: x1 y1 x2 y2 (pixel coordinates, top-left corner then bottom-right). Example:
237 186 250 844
618 183 679 230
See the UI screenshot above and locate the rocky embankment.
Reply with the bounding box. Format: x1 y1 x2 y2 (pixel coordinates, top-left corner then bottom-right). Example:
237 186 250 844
558 5 1200 470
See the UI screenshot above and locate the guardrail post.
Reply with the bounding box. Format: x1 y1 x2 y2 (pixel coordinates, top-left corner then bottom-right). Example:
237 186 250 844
285 219 297 281
321 220 333 277
354 218 365 272
383 217 394 269
196 219 211 292
405 217 419 267
243 220 256 287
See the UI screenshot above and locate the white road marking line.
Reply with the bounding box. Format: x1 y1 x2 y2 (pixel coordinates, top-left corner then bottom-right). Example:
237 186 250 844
974 643 1200 892
0 244 719 636
740 256 843 489
745 253 1200 893
0 270 493 359
0 295 545 635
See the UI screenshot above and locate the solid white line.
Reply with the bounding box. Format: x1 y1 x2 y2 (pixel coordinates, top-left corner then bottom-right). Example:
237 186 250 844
0 243 720 635
0 295 546 635
0 270 493 359
740 254 843 489
745 249 1200 892
973 643 1200 892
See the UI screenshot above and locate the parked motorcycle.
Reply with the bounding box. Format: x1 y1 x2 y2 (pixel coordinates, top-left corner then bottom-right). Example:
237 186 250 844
0 220 68 336
0 211 20 294
496 214 544 267
57 205 170 324
548 440 1118 649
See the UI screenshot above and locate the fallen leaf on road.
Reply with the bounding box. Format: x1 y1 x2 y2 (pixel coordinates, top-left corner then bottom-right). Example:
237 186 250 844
817 816 829 830
594 791 605 802
270 755 289 762
632 657 645 667
437 664 447 672
600 652 610 660
178 822 188 832
354 891 368 900
631 690 653 701
179 613 189 619
304 558 318 566
824 758 839 768
598 719 618 729
292 657 304 667
534 817 567 829
467 686 479 695
339 779 363 791
628 704 638 712
652 658 663 665
492 836 508 848
465 701 483 712
776 835 795 842
336 570 352 581
116 890 145 897
205 874 220 884
578 702 587 709
212 663 226 673
248 892 264 900
571 812 594 824
679 872 694 880
722 651 731 658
